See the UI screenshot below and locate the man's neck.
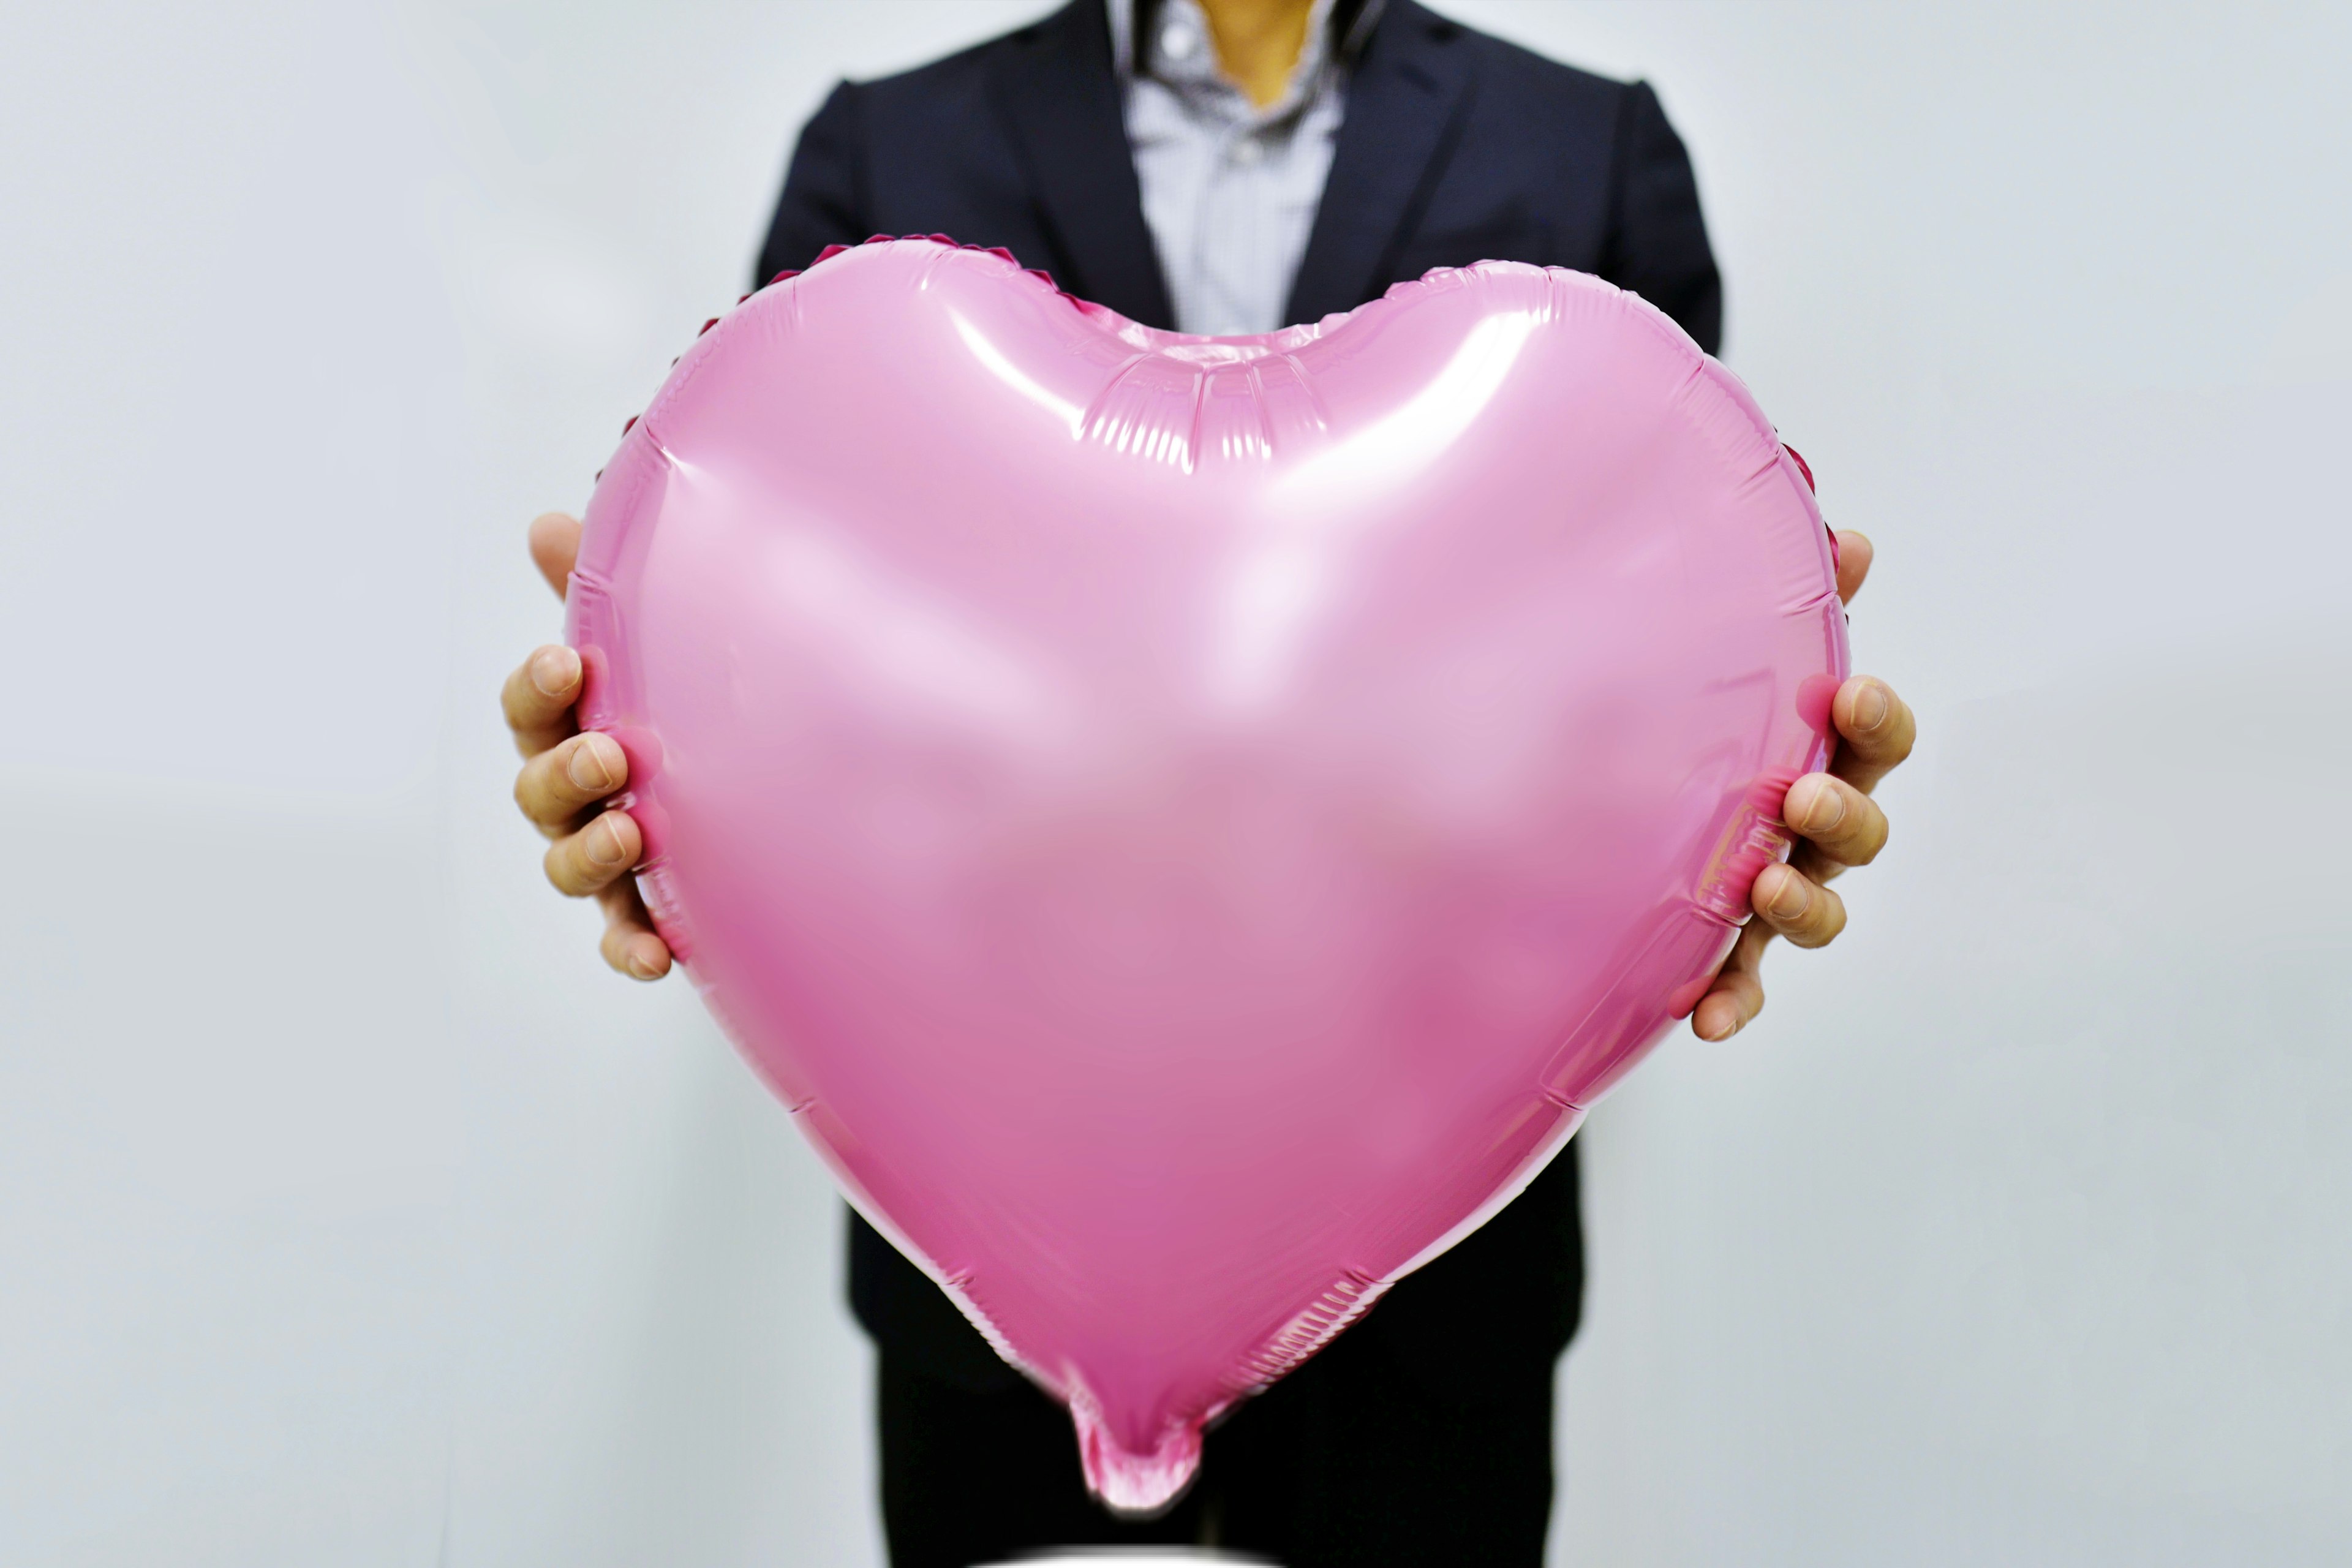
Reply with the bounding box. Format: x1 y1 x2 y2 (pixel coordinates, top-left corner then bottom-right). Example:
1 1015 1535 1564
1196 0 1317 108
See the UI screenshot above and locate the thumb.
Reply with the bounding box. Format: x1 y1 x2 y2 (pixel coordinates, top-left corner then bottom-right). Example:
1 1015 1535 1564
1833 529 1873 605
529 512 583 600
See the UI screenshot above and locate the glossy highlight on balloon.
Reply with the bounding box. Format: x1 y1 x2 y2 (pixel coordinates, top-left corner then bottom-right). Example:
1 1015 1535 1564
567 236 1847 1511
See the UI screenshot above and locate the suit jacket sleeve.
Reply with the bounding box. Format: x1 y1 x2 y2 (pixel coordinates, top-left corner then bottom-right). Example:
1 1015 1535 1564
755 81 872 288
1600 81 1722 356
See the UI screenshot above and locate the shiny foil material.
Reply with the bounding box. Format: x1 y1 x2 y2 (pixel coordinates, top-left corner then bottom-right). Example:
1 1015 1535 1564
568 237 1847 1510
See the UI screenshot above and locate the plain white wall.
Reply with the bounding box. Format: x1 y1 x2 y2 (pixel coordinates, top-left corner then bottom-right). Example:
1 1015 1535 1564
2 2 2344 1564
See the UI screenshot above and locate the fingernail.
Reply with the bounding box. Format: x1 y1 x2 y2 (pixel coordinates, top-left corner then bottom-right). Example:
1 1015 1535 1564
627 945 663 980
1766 869 1810 921
1854 681 1890 733
1801 780 1845 833
586 815 629 867
567 736 615 792
531 647 580 698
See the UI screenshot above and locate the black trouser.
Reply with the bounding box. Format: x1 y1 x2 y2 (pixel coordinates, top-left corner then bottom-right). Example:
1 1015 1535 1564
876 1315 1556 1567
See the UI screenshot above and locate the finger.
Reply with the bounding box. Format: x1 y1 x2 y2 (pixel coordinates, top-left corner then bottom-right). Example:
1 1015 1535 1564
530 512 582 600
1691 922 1770 1041
1751 862 1847 950
513 731 629 831
1789 840 1852 889
1834 529 1873 605
1829 676 1916 794
543 808 642 897
1781 772 1890 868
502 645 582 758
597 881 673 980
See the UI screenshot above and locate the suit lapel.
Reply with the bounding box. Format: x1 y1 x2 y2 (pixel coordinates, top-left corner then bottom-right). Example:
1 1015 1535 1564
990 0 1177 329
1285 0 1477 324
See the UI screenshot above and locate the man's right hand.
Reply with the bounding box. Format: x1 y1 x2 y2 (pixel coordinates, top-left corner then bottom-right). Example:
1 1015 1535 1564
501 511 674 981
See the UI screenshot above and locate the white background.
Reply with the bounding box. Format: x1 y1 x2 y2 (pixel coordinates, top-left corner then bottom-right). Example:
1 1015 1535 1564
3 2 2346 1564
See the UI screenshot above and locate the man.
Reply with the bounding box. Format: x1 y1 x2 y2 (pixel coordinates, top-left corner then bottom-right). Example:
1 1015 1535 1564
502 1 1914 1562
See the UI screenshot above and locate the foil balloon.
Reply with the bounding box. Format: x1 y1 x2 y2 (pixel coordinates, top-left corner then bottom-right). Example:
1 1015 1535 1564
568 236 1845 1510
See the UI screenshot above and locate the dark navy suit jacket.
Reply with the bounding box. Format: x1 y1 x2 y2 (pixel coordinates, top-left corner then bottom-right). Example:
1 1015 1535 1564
755 0 1721 1406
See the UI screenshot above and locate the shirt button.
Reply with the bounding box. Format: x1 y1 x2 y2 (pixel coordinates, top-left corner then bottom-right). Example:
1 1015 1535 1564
1230 135 1264 167
1158 21 1199 62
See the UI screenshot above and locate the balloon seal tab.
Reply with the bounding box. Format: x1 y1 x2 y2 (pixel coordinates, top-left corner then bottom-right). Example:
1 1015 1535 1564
1067 1384 1203 1518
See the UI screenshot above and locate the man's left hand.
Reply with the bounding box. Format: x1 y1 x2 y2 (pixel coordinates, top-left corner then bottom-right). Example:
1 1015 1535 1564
1689 529 1916 1041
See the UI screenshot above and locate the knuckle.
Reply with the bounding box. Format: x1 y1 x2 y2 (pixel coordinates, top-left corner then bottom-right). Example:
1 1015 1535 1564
499 676 535 731
1804 892 1848 947
513 756 571 824
1873 704 1917 761
1830 805 1888 866
546 819 628 896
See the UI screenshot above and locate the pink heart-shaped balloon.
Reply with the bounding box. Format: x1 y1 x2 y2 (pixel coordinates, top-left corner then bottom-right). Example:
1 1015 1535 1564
569 238 1844 1510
